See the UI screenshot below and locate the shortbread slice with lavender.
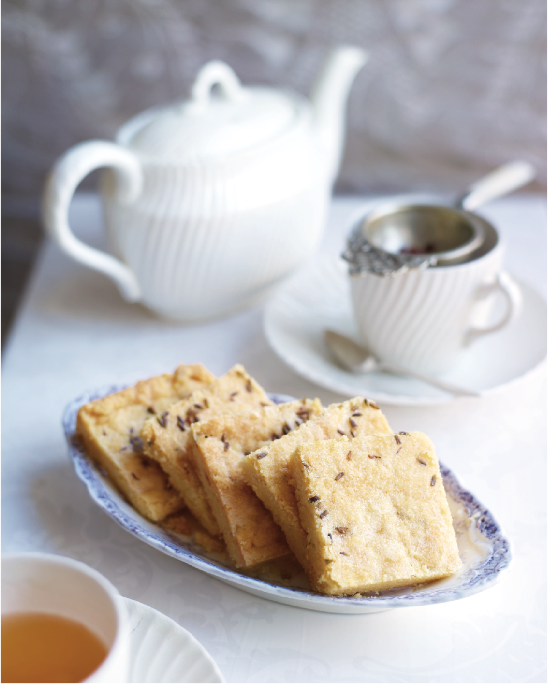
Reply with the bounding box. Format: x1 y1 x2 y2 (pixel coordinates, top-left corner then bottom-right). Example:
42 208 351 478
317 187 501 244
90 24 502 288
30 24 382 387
76 363 215 522
291 432 461 595
241 397 392 570
141 365 273 536
189 398 323 568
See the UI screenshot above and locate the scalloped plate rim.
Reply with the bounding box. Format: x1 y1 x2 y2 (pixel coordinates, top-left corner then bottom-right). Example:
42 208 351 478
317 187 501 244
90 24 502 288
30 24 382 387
123 597 224 683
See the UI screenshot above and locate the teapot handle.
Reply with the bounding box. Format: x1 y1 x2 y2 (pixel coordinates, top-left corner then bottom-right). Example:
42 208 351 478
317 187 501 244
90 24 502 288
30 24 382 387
42 140 143 301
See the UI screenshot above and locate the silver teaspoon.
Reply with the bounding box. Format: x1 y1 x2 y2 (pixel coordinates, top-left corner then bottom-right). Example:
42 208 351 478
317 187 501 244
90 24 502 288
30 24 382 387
324 329 480 397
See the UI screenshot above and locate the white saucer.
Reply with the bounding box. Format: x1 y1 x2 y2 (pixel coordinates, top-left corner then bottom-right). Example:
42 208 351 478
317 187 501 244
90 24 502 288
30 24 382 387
124 597 224 683
264 255 547 406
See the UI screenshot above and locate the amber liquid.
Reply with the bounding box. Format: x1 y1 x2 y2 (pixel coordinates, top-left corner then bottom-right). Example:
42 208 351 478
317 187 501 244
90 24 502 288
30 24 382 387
2 612 108 683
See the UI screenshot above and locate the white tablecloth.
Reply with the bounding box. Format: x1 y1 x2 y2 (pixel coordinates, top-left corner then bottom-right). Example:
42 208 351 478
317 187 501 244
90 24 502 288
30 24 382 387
2 193 546 683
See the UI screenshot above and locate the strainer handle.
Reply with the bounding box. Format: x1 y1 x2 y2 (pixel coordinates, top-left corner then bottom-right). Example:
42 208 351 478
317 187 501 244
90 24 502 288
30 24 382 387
457 161 536 212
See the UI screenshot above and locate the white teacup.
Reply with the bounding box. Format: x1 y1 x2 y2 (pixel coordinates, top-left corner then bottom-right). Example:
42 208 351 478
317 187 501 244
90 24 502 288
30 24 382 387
2 553 130 683
348 202 521 375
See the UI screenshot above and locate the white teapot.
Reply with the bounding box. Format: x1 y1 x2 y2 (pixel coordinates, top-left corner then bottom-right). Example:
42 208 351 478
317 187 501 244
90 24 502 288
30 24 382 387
43 47 367 321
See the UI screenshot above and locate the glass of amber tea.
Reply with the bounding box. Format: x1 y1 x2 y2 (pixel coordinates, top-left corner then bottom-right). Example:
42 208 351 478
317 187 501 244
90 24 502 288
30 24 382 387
2 553 130 683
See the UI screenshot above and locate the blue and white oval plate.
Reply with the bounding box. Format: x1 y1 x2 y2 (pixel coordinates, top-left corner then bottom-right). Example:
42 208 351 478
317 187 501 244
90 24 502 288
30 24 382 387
63 385 512 614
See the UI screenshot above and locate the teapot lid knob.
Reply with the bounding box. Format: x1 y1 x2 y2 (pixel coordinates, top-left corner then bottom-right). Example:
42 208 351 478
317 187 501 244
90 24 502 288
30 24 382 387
122 59 301 162
191 60 245 107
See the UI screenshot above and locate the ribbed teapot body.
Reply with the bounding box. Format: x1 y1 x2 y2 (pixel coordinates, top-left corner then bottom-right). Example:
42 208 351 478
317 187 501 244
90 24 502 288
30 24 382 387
101 133 330 320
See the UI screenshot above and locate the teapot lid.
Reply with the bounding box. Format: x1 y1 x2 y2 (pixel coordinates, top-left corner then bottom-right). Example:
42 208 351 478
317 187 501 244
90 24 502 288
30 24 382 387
122 61 302 162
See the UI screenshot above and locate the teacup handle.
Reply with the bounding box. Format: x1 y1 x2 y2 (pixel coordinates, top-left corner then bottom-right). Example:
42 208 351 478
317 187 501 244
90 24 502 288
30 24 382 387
465 271 522 345
42 140 143 301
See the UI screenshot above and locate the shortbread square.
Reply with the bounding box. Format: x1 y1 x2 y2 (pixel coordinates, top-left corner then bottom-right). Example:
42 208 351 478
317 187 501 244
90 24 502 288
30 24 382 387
76 363 215 521
291 432 461 595
189 398 323 568
141 365 273 535
242 397 392 569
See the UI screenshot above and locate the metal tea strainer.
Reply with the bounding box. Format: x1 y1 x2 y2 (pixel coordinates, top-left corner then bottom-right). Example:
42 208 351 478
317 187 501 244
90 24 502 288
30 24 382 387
343 161 535 277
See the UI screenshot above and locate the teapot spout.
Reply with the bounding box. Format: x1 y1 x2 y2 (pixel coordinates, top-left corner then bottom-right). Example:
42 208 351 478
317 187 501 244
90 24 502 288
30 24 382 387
310 46 367 184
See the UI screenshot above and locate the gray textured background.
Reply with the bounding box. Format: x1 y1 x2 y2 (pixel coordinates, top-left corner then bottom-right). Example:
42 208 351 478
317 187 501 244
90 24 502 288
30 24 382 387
2 0 546 341
3 0 546 203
